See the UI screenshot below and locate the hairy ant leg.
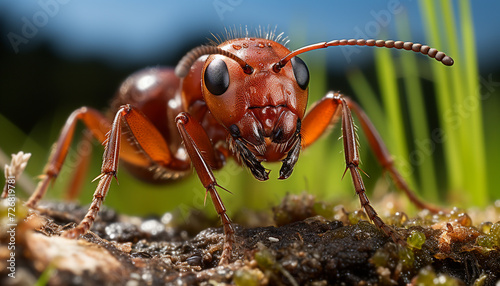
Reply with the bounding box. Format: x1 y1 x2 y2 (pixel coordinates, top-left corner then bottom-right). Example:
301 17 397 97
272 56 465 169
345 98 441 213
301 91 425 243
26 107 110 209
62 104 189 238
63 130 94 201
176 112 233 265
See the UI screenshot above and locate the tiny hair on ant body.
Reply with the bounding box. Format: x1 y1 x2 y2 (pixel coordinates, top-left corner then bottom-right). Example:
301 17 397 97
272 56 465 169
4 28 453 264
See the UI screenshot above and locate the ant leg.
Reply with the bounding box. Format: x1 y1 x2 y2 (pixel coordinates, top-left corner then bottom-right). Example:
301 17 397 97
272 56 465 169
337 95 404 243
63 104 182 238
301 92 403 243
26 107 110 208
302 92 440 213
344 98 440 213
64 130 93 201
176 112 234 265
301 92 341 149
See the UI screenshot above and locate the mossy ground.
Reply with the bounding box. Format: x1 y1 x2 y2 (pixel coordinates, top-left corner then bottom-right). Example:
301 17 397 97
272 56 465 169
1 193 499 285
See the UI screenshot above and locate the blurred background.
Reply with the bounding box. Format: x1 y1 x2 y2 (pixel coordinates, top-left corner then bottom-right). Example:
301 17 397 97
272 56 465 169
1 0 499 218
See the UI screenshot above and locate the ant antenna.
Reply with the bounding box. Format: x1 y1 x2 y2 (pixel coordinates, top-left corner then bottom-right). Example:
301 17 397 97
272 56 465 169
273 39 454 72
175 45 254 77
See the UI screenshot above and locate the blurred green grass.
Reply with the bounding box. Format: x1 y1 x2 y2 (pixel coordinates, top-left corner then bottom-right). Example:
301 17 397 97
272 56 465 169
1 0 498 219
346 0 495 209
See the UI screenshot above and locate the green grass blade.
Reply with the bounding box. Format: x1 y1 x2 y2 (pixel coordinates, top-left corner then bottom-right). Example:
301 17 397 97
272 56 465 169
457 0 489 205
346 68 386 139
396 15 439 201
420 0 463 201
420 0 488 207
375 39 414 190
440 0 474 204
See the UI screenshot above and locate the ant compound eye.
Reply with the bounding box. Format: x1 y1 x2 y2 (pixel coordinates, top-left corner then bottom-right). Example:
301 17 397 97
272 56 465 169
290 56 309 90
204 58 229 96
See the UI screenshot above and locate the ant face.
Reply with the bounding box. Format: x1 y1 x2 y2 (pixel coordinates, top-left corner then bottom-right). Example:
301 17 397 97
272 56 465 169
202 38 308 168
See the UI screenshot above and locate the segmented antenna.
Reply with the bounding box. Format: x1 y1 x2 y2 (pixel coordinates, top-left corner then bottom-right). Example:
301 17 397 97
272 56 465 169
175 45 253 78
274 39 454 72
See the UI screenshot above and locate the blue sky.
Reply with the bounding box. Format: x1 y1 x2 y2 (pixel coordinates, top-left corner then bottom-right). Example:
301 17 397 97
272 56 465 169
1 0 499 71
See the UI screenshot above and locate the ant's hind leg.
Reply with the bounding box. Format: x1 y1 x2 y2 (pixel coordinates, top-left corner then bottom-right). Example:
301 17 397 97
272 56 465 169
26 107 110 209
64 130 94 201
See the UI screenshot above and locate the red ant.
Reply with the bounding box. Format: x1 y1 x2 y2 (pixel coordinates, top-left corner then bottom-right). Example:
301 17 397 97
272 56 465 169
14 30 453 264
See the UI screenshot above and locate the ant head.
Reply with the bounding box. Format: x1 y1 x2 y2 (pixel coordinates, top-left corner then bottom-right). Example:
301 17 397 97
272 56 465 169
200 38 308 139
176 38 310 180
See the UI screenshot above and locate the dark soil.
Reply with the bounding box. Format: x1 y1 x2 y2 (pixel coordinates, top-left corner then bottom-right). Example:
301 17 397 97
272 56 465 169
1 194 499 285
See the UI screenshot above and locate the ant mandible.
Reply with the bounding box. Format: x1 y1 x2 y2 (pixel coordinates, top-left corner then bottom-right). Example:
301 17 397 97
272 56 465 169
15 30 453 264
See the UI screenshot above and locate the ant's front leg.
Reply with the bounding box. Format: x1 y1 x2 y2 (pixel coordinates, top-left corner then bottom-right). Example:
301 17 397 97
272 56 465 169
175 112 234 265
337 96 404 243
302 92 440 214
344 98 441 213
302 92 406 243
